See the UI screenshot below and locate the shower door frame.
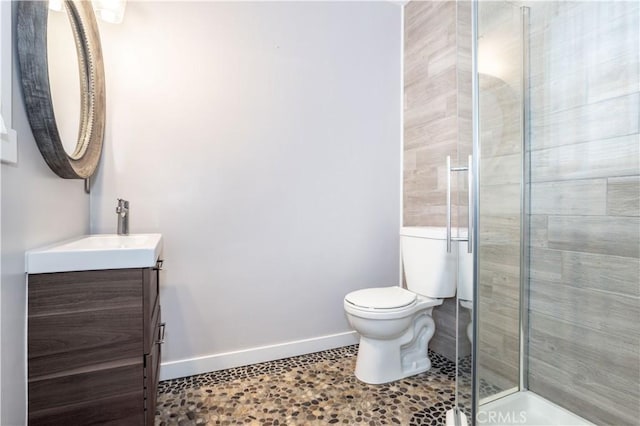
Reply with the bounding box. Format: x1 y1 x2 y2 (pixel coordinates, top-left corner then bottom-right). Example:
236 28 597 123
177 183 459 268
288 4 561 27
518 5 531 394
470 0 480 420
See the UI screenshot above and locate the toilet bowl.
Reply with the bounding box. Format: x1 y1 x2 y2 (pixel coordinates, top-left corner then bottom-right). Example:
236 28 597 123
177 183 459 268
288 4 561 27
344 286 442 384
344 227 458 384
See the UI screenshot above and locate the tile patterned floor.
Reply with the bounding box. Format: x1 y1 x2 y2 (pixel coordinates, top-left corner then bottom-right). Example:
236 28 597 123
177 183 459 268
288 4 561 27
155 345 462 426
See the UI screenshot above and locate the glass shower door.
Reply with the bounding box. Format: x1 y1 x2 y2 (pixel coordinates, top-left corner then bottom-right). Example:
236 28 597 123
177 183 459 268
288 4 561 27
474 0 525 406
473 1 639 424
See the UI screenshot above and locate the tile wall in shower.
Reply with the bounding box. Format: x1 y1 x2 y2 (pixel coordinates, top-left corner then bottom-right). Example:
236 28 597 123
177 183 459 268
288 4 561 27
527 2 640 424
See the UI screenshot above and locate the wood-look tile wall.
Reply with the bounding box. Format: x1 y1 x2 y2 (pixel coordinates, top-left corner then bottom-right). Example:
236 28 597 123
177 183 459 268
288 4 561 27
403 1 472 361
527 2 640 425
404 1 459 228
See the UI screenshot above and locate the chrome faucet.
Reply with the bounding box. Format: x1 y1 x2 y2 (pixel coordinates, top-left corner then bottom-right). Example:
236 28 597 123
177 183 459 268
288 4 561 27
116 198 130 235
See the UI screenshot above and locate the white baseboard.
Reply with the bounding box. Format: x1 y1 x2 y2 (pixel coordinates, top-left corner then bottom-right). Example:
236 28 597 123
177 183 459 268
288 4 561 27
159 331 359 381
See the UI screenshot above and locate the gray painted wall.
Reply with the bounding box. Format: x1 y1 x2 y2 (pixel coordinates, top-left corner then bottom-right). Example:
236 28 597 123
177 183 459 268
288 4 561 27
90 1 402 378
1 5 89 425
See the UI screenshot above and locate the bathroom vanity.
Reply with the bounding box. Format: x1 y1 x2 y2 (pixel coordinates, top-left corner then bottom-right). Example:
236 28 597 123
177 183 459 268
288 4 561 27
26 234 164 425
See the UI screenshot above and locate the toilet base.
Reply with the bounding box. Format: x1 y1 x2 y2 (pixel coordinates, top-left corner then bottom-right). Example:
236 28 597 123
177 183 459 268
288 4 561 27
354 310 436 384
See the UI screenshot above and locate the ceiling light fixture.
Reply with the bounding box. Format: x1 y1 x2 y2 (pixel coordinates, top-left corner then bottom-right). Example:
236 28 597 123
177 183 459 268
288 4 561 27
92 0 127 24
49 0 126 24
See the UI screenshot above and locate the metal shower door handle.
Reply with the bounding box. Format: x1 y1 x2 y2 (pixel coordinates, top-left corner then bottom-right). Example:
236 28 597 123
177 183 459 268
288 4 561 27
446 155 452 253
467 155 473 254
445 155 473 254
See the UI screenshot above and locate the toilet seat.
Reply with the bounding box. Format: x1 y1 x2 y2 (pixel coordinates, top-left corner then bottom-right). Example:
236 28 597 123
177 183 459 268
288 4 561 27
345 286 417 310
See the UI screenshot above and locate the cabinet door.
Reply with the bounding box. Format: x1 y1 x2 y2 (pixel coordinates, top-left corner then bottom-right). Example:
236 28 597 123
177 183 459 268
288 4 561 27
143 265 160 353
144 307 162 425
29 366 144 426
28 269 145 425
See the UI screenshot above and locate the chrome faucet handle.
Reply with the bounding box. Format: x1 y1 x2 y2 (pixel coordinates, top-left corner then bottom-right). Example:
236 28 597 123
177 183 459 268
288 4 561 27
116 198 130 235
116 198 129 214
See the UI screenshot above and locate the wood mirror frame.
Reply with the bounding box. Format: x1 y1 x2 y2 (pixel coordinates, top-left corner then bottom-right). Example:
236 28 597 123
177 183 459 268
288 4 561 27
17 0 105 179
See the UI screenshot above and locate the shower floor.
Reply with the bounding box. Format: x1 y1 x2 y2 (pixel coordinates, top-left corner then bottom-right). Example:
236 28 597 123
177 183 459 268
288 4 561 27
478 391 594 426
155 345 463 425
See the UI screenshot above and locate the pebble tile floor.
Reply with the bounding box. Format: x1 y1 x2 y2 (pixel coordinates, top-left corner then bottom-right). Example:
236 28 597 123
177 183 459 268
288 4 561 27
155 345 469 426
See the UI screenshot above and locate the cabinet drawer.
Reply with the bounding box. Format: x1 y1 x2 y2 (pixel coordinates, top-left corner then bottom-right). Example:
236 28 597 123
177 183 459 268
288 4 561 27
29 306 143 378
143 264 160 352
28 269 144 378
29 391 144 426
29 362 143 422
144 307 162 425
29 269 143 315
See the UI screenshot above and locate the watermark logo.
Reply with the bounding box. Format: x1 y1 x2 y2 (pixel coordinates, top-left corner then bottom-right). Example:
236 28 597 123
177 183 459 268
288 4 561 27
477 410 528 424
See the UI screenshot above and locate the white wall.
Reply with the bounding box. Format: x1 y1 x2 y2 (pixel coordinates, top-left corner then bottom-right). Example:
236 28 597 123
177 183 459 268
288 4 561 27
0 5 90 424
91 1 401 379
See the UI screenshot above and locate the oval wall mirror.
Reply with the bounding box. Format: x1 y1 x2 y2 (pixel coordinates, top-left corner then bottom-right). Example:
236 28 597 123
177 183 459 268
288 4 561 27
17 0 105 179
48 4 83 157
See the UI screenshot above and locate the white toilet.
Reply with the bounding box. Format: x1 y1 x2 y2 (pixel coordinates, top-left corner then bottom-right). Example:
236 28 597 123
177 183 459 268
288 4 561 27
343 226 457 384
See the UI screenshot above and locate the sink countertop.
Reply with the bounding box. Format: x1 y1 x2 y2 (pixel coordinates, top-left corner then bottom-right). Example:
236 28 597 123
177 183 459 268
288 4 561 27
26 233 163 274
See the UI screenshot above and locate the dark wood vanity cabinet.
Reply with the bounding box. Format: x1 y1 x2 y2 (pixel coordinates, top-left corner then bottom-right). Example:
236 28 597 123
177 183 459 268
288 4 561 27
27 263 163 425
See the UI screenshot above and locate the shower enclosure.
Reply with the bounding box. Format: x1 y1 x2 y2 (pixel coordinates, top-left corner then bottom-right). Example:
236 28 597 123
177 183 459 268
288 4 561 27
459 1 639 425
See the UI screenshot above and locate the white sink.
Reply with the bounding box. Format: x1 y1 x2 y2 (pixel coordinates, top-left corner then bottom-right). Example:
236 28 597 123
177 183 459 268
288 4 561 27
26 234 163 273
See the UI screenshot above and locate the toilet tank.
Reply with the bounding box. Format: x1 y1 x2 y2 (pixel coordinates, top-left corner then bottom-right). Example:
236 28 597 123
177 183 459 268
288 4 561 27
400 226 457 298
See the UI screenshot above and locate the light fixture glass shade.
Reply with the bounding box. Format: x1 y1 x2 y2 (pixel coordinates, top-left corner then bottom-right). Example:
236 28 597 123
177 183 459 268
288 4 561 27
48 0 64 12
92 0 127 24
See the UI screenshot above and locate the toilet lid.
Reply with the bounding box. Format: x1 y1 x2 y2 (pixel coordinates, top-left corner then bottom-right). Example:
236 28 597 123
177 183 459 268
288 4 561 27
345 287 417 310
